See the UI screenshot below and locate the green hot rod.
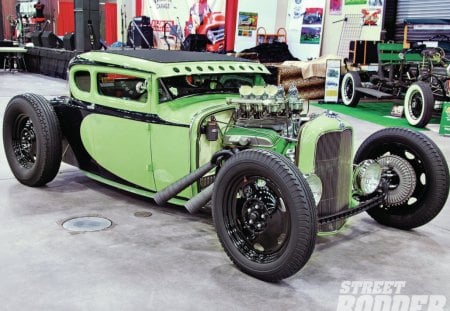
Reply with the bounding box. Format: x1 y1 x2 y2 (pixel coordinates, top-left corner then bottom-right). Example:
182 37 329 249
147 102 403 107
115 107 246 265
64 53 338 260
3 50 449 281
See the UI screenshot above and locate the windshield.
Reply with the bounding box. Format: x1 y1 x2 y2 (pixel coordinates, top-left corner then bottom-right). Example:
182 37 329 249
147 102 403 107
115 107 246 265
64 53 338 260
158 73 266 102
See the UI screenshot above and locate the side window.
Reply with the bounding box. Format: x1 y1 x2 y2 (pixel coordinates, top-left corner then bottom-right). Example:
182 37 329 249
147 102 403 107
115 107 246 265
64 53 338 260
158 79 172 103
97 73 148 102
74 71 91 92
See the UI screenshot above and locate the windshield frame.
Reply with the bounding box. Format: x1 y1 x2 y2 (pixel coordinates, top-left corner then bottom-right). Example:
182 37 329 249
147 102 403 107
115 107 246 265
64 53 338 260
158 73 267 102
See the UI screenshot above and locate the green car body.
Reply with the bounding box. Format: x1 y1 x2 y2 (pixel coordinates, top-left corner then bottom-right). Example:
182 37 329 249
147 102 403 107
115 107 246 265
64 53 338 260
3 49 449 282
65 50 350 207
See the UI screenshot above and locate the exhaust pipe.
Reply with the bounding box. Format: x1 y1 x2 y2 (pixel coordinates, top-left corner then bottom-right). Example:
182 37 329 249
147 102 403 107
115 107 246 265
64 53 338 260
153 161 216 206
153 149 235 207
185 183 214 214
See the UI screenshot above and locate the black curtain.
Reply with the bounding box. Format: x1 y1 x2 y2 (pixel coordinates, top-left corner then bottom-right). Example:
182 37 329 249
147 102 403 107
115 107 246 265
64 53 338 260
383 0 398 41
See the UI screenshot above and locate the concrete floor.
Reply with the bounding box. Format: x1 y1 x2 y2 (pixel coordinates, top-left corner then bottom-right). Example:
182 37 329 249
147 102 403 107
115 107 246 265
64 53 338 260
1 72 449 311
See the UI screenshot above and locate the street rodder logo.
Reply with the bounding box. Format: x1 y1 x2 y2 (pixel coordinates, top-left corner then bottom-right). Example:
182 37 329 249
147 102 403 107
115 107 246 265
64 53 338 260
337 281 447 311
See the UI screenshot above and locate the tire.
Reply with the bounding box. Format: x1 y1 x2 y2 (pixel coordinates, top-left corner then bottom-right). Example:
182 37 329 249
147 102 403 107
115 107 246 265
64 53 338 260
212 149 317 282
340 71 362 107
3 93 62 187
354 128 449 230
403 82 434 128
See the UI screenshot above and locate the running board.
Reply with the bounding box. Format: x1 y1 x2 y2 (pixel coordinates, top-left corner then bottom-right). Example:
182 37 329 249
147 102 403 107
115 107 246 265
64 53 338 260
355 87 393 99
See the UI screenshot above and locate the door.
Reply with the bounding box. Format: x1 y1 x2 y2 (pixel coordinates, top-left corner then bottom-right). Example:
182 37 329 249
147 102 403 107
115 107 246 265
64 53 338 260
76 67 156 190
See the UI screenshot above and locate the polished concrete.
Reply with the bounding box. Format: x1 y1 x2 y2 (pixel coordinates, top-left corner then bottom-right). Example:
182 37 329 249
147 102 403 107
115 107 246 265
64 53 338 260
1 72 449 311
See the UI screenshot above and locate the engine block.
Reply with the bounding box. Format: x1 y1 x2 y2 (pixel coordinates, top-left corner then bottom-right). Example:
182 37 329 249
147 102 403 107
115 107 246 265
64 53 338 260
227 85 304 136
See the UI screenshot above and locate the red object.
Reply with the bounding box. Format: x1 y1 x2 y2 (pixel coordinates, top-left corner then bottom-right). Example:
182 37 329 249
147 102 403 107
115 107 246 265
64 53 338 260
225 0 238 52
56 1 74 36
136 0 142 17
198 12 225 52
105 3 117 45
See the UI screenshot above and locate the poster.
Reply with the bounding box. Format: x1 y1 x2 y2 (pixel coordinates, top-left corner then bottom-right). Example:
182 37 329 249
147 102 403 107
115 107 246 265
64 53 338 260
300 7 323 45
302 7 323 25
330 0 342 15
142 0 226 51
324 59 341 103
237 12 258 37
361 8 381 26
300 26 321 44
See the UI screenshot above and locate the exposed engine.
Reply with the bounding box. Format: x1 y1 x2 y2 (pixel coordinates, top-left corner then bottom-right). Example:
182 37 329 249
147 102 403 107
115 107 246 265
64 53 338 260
226 84 304 139
406 47 450 99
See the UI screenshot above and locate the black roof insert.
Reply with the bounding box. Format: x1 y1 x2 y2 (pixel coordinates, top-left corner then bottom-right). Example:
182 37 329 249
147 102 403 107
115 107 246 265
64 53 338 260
105 49 250 63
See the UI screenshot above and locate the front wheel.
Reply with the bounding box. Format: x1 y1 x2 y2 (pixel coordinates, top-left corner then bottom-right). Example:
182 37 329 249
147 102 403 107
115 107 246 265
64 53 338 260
354 128 449 229
212 149 317 282
404 82 434 128
340 71 362 107
3 93 62 186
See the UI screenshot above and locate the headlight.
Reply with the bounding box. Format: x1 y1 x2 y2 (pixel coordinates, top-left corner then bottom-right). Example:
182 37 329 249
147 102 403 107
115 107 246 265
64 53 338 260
353 160 382 195
206 30 214 42
305 174 323 205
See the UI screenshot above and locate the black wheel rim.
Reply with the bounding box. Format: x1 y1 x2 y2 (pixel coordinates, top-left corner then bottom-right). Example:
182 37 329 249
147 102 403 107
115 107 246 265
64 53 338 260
409 91 423 120
367 142 428 215
344 78 353 101
12 114 37 169
223 174 290 264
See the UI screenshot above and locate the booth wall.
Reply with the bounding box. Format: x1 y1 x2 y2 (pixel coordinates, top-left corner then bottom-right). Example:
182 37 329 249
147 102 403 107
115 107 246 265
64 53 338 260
321 0 383 57
284 0 326 60
233 0 279 52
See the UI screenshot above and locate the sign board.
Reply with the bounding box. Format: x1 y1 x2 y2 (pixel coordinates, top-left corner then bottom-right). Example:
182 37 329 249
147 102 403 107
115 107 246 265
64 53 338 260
439 102 450 136
141 0 225 51
324 59 341 103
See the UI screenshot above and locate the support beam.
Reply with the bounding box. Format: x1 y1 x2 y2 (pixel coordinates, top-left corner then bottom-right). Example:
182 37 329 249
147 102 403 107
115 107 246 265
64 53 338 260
225 0 238 52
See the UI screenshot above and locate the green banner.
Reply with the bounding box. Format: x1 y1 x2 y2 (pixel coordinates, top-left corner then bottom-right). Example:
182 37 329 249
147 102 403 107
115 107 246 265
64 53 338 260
345 0 367 4
439 103 450 136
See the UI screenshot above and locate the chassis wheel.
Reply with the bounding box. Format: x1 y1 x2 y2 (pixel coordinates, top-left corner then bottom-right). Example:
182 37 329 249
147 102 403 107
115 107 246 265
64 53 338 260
404 82 434 128
354 128 449 229
212 149 317 282
3 93 62 186
341 71 362 107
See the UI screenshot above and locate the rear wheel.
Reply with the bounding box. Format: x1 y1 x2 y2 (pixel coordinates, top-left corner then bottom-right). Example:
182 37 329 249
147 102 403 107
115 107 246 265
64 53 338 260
341 71 362 107
354 128 449 229
3 93 62 186
212 149 317 282
404 82 434 128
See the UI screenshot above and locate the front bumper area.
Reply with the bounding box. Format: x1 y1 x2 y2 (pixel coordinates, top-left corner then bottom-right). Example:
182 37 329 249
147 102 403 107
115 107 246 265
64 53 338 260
318 191 386 225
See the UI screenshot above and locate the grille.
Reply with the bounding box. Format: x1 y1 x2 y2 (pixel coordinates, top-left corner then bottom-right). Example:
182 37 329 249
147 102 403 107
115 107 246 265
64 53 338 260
315 129 353 232
209 27 225 44
199 174 215 190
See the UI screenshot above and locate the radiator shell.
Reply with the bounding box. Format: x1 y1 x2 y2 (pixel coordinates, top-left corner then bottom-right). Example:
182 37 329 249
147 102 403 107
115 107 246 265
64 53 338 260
297 114 353 232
